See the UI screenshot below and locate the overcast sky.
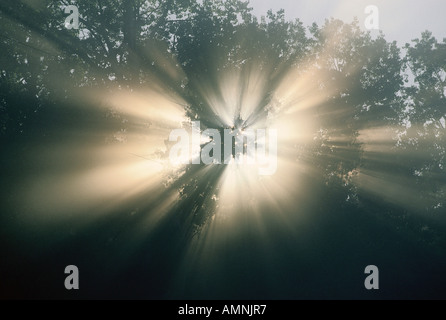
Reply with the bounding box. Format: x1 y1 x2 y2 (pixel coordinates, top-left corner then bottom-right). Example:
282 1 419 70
249 0 446 45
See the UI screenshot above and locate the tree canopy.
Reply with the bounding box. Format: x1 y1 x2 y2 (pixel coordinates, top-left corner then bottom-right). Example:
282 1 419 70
1 0 445 299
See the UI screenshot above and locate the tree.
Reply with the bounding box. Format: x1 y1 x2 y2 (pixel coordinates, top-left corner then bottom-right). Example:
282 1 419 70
1 0 446 299
399 31 446 214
